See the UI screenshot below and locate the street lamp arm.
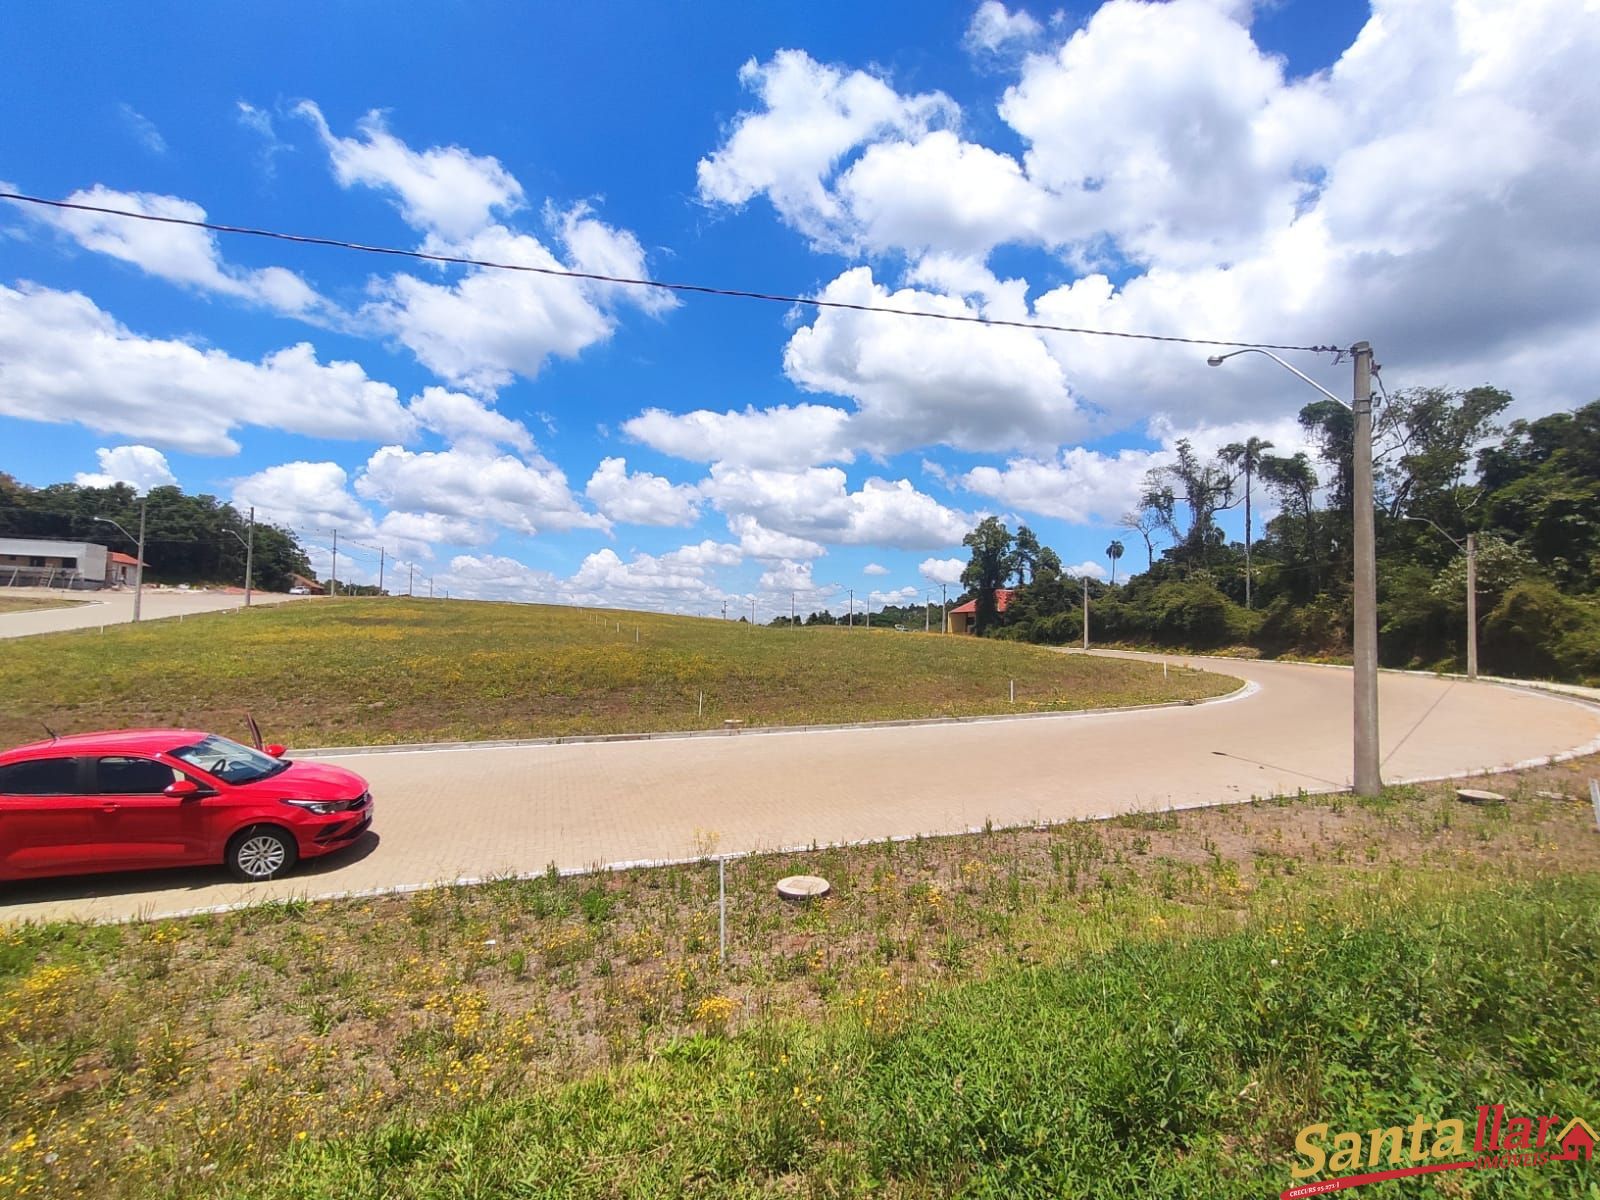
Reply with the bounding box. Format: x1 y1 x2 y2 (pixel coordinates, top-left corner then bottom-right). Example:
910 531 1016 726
1399 514 1465 551
92 515 136 543
1207 348 1346 408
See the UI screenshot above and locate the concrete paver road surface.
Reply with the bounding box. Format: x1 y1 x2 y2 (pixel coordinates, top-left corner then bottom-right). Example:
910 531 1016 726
0 587 309 638
4 653 1598 923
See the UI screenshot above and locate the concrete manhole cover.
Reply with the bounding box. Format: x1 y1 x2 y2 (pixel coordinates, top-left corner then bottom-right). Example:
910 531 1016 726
1456 788 1507 805
776 874 831 901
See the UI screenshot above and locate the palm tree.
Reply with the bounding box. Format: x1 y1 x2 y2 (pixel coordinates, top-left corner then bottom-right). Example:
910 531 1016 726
1219 437 1274 608
1105 539 1124 585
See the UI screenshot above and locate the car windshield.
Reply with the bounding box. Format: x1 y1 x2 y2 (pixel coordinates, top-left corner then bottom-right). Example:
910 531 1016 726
168 735 289 784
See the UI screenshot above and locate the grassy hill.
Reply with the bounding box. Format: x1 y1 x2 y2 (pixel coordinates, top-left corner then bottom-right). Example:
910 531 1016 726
0 597 1233 749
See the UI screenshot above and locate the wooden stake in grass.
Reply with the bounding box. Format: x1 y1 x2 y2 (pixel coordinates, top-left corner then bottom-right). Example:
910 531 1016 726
1590 778 1599 832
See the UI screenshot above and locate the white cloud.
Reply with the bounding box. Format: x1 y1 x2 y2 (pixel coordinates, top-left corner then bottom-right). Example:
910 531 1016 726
12 186 329 318
73 445 177 494
407 386 535 452
236 101 290 176
0 283 414 455
584 457 701 526
963 446 1166 524
703 464 971 550
623 403 852 468
862 562 889 576
297 102 524 240
784 267 1082 455
1066 559 1109 582
965 2 1043 54
355 444 606 536
366 219 666 395
118 104 167 155
376 510 491 557
696 49 957 247
919 557 966 586
726 513 827 561
756 558 837 604
233 461 376 537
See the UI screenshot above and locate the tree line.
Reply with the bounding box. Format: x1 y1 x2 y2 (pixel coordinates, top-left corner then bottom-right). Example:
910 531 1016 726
0 475 312 593
952 389 1600 684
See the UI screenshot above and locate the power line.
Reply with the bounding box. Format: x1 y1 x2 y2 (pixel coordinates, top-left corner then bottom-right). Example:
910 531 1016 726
0 189 1342 355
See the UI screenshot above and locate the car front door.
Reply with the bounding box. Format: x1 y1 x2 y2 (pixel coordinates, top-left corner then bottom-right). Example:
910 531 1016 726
89 756 208 868
0 756 99 878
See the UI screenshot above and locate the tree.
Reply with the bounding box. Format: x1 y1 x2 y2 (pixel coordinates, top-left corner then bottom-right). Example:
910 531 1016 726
1121 509 1164 570
1105 539 1124 585
1012 525 1042 586
1259 451 1322 594
960 517 1014 636
1219 437 1274 608
1145 440 1237 567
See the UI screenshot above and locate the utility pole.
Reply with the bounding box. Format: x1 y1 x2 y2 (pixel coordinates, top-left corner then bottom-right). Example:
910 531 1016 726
378 547 385 596
407 562 415 597
925 590 932 632
429 577 435 600
133 499 146 623
849 588 854 629
243 506 254 608
330 529 339 597
791 590 795 626
1351 342 1382 797
1082 575 1089 650
750 597 755 624
941 583 948 634
721 599 728 621
1466 532 1478 680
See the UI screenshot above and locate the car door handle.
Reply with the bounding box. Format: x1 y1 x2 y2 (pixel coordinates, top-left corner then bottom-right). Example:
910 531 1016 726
100 803 120 813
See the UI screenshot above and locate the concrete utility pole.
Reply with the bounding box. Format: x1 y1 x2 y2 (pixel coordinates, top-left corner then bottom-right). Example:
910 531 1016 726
942 583 949 634
407 562 415 597
429 577 435 600
93 501 146 622
1082 574 1089 650
791 591 796 625
849 588 854 629
1208 343 1383 798
1350 342 1382 797
330 529 339 597
242 507 254 607
1466 533 1478 680
378 547 386 596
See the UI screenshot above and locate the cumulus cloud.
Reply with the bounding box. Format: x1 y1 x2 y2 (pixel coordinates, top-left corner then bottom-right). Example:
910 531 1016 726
725 513 827 561
437 540 744 613
407 386 535 453
10 185 330 318
73 445 177 494
919 557 965 586
1066 559 1109 582
703 464 971 550
862 562 889 576
784 267 1082 455
965 2 1043 55
623 403 852 468
233 461 376 537
584 457 701 526
297 102 524 240
0 283 414 455
696 49 957 247
355 444 607 536
117 104 167 155
756 558 838 604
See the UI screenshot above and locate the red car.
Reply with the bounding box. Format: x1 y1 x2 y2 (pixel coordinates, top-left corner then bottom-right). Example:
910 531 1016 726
0 729 373 883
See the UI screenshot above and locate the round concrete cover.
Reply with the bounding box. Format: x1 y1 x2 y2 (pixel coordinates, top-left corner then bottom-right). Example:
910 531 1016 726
776 874 831 900
1456 788 1507 804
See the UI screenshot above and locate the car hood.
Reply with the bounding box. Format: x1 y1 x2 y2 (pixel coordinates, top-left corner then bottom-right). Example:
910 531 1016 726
249 759 368 800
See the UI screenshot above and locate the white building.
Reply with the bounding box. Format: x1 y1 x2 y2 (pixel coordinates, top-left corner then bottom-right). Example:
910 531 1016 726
0 538 116 588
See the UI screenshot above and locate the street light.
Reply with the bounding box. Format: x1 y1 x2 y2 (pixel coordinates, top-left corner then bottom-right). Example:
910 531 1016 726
93 500 146 623
1401 515 1478 680
221 505 255 608
1208 342 1382 796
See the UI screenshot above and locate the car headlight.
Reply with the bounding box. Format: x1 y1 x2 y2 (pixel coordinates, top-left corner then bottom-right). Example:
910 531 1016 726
281 798 342 815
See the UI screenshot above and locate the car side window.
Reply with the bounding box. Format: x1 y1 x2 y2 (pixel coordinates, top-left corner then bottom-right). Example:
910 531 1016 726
95 756 180 795
0 757 89 795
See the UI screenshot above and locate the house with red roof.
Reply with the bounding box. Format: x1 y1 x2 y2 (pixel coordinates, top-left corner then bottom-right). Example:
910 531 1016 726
946 588 1014 635
1557 1117 1595 1161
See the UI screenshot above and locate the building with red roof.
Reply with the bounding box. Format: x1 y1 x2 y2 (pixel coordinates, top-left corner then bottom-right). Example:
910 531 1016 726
945 588 1014 635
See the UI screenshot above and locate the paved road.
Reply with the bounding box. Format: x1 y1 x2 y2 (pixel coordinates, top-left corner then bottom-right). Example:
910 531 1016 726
4 653 1598 923
0 587 309 638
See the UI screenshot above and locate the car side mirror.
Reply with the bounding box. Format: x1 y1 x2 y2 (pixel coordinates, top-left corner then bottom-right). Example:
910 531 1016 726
164 779 206 799
264 744 287 758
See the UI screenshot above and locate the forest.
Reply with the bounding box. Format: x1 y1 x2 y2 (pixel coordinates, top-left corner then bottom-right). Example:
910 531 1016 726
950 389 1600 684
0 475 311 593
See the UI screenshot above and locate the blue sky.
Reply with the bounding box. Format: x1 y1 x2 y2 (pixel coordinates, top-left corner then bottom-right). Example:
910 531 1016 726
3 0 1597 613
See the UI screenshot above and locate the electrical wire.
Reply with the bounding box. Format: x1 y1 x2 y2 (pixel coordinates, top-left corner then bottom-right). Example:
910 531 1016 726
1 189 1343 354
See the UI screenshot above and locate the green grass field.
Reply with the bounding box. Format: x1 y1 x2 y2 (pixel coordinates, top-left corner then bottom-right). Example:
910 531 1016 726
0 598 1232 748
0 595 84 616
1 757 1596 1198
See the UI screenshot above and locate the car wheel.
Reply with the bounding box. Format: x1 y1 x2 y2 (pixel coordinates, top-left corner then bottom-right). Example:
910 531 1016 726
226 826 298 882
